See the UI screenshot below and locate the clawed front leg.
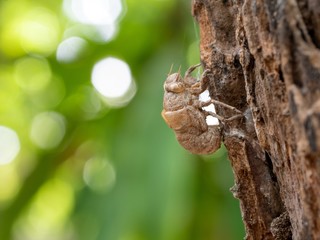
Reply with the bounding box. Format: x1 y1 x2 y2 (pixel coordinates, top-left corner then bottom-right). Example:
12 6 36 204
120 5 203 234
224 114 243 121
183 63 211 94
189 69 210 94
184 63 202 78
210 100 242 114
205 111 225 122
199 100 242 114
206 111 243 122
199 99 243 122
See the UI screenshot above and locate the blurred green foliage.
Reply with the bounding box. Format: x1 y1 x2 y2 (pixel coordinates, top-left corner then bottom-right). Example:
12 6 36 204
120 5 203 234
0 0 244 239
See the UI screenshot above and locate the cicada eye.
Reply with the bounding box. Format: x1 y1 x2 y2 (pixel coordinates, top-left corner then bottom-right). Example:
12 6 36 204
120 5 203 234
164 73 185 92
164 82 184 93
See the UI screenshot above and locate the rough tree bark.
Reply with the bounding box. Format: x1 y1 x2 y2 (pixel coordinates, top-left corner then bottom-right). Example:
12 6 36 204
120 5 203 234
192 0 320 239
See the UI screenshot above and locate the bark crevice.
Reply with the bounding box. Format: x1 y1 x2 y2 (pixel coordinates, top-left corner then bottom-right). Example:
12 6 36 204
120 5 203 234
193 0 320 238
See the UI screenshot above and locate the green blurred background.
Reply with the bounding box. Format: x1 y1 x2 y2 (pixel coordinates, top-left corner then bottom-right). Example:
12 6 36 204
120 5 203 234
0 0 244 239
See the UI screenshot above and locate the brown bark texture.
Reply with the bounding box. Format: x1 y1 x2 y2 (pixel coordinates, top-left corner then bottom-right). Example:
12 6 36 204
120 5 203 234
192 0 320 239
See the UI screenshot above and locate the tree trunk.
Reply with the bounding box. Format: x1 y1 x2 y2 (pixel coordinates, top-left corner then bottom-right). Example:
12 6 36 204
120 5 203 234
192 0 320 239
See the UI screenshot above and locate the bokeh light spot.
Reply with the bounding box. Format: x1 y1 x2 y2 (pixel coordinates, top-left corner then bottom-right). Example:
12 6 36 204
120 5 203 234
199 90 219 126
30 112 66 149
66 0 122 25
83 157 116 193
14 57 52 93
0 126 20 165
92 57 131 98
56 36 87 63
63 0 122 43
91 57 136 107
19 8 60 55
